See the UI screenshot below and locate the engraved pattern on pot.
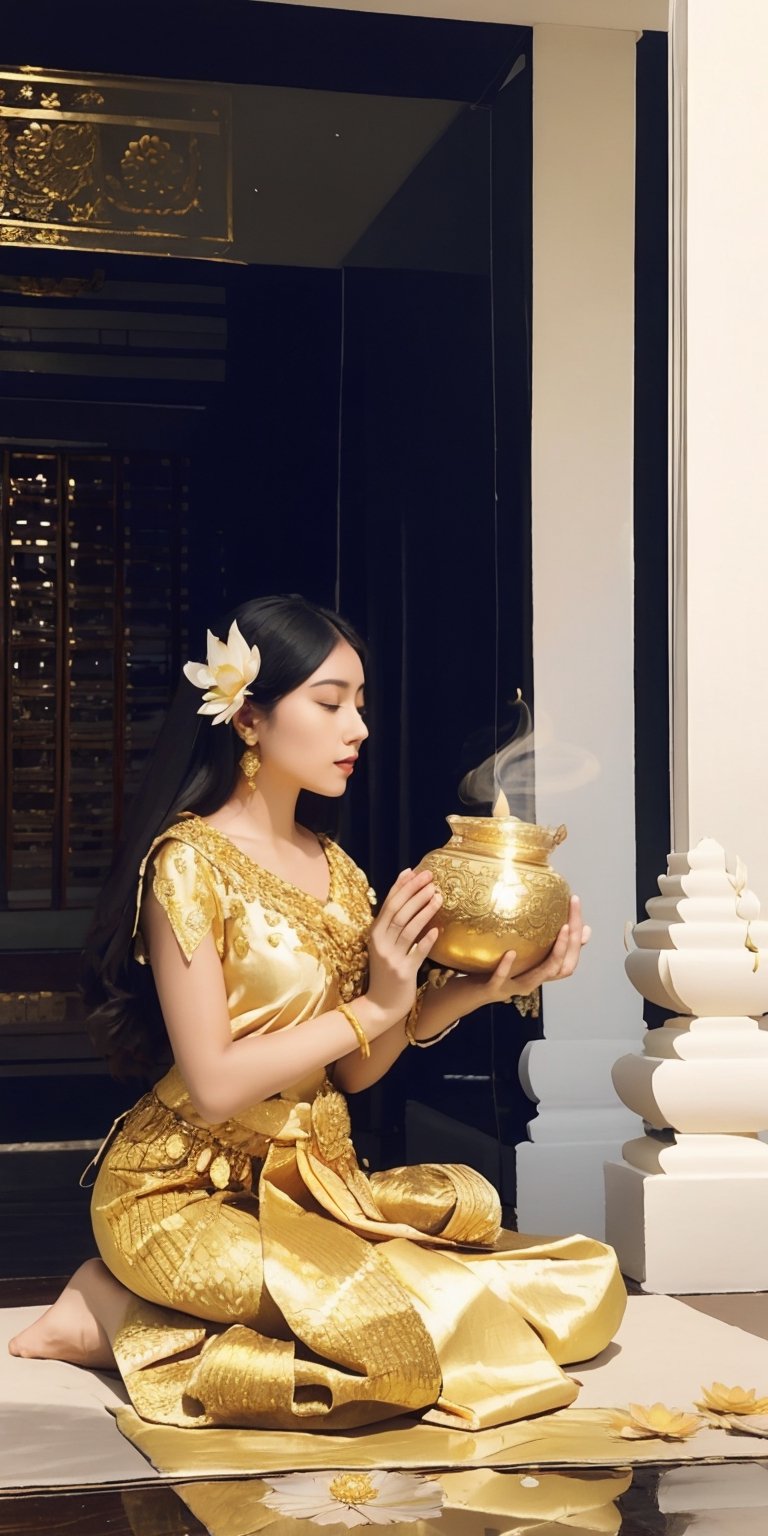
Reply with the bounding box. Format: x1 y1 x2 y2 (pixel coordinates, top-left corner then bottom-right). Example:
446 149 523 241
424 854 566 941
417 815 570 973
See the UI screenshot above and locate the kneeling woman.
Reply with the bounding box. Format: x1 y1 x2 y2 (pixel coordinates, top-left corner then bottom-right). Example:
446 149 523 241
10 594 625 1430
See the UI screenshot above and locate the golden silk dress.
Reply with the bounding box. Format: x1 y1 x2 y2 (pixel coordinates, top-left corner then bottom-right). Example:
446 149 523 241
90 815 626 1433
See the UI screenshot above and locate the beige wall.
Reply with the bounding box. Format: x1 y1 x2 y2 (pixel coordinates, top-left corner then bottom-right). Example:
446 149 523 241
670 0 768 904
517 22 644 1238
260 0 667 29
530 24 638 971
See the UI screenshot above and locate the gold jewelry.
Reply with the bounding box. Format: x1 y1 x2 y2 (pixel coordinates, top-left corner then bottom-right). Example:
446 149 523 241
240 744 262 786
405 983 460 1048
427 965 455 990
404 980 429 1043
407 1018 461 1048
405 973 465 1047
337 1002 371 1058
505 987 541 1018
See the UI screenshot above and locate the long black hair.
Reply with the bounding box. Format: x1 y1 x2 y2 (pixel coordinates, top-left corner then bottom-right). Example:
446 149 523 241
84 594 367 1079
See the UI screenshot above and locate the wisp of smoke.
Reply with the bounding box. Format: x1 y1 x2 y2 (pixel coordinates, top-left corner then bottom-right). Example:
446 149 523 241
458 700 601 819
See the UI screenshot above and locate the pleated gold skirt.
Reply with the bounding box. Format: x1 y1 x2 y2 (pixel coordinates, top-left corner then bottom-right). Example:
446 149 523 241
91 1080 625 1432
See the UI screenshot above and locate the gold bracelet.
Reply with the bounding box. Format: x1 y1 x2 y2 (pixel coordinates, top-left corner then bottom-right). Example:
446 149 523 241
505 987 541 1019
426 965 456 990
403 981 429 1045
337 1001 371 1058
404 980 461 1048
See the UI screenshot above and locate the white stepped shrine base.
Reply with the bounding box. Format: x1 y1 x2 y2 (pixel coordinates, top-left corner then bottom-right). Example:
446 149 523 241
606 1010 768 1291
605 1153 768 1293
611 839 768 1293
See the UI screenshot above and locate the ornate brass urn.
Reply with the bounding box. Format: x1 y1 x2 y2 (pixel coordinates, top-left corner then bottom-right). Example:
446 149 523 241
417 815 570 976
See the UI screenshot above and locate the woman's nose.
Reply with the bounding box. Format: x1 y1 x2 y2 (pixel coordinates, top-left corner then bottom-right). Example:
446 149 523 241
348 713 368 743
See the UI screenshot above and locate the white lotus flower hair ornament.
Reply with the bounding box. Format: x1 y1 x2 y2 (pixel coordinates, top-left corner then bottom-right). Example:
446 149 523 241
183 620 261 726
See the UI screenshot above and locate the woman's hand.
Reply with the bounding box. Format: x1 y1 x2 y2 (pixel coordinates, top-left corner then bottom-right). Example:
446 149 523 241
459 895 591 1012
366 868 442 1024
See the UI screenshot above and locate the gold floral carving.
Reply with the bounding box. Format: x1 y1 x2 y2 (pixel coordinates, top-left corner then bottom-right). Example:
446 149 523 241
71 90 105 109
106 133 202 217
14 271 104 298
15 121 97 202
0 67 230 253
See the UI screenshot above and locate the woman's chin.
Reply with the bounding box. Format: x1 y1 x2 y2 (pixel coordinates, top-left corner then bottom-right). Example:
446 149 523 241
304 781 348 798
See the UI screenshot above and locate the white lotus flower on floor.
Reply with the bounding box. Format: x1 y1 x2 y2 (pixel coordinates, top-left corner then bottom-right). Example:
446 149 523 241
261 1469 445 1527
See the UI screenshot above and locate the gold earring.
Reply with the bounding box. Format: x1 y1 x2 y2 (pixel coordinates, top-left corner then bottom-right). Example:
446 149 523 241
240 743 261 786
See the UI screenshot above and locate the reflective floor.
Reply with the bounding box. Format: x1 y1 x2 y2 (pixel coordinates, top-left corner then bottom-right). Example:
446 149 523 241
4 1461 768 1535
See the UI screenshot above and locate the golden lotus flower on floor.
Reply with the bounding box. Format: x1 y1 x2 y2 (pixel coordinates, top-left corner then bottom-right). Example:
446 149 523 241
697 1381 768 1415
609 1402 705 1441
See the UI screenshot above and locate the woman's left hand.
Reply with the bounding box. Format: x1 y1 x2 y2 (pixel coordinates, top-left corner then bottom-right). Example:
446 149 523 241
461 895 591 1011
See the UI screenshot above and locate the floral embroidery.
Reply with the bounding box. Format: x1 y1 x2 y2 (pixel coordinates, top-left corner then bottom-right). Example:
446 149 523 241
140 817 372 996
150 852 222 961
309 1085 385 1221
311 1084 354 1162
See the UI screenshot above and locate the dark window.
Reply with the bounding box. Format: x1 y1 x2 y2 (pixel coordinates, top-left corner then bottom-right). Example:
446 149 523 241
0 448 188 920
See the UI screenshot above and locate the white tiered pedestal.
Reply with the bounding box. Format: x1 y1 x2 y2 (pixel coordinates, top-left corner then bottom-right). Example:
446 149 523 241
605 840 768 1293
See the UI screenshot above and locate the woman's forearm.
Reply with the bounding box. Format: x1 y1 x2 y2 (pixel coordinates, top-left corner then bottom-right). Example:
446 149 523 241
412 974 477 1039
334 973 478 1093
169 992 394 1123
332 1007 409 1092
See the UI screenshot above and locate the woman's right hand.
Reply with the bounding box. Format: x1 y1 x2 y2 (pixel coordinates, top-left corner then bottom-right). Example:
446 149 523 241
365 869 443 1023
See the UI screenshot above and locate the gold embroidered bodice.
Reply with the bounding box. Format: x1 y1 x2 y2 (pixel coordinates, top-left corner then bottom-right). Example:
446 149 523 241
132 814 376 1118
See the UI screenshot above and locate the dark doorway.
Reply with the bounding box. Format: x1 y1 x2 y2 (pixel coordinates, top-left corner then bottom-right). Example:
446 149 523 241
0 2 535 1273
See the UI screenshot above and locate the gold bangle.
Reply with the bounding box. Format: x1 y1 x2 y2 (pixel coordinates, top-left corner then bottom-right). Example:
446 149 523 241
404 980 431 1045
338 1002 371 1058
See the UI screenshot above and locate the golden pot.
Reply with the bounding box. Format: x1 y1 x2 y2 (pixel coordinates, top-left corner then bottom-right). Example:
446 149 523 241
417 814 570 976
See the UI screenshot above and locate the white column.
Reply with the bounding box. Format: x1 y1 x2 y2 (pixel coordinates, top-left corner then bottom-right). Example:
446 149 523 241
670 0 768 900
516 23 644 1240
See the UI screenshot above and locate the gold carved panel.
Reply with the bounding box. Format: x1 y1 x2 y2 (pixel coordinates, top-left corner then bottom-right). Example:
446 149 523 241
0 67 232 257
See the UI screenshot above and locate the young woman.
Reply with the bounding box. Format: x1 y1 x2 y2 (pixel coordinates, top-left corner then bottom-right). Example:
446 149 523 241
10 594 625 1431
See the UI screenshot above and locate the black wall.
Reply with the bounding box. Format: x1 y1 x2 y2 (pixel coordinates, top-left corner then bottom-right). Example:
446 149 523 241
1 6 536 1181
633 30 670 1029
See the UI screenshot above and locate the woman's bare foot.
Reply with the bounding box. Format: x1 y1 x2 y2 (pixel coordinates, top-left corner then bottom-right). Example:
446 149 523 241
8 1258 128 1369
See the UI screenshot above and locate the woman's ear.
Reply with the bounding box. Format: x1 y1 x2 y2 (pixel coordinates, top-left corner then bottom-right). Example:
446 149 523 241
232 700 261 745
